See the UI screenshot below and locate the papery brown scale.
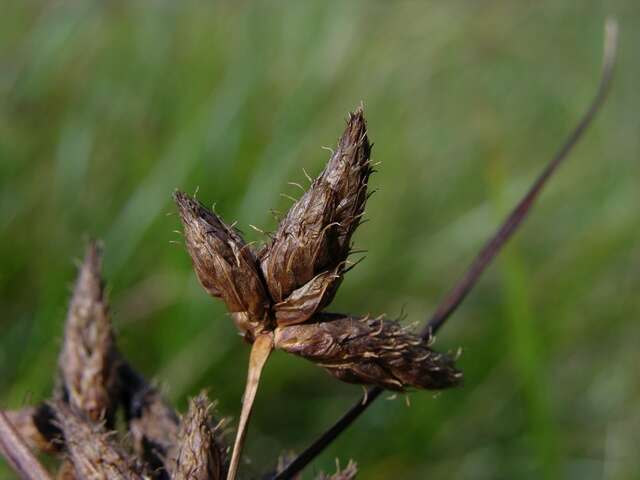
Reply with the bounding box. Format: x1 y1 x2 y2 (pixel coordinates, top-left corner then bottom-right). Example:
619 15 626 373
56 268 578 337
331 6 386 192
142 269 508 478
167 393 226 480
273 266 343 326
274 313 461 391
174 191 270 339
261 107 372 326
57 242 120 425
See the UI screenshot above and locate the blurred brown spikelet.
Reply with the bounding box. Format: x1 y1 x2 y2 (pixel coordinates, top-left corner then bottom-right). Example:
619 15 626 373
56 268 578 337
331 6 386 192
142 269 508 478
53 402 149 480
260 107 372 326
167 393 227 480
274 313 461 391
57 242 120 425
118 362 180 476
174 191 270 340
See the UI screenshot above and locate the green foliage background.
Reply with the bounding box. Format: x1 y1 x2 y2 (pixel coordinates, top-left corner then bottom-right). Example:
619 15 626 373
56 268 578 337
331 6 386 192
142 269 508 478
1 2 638 479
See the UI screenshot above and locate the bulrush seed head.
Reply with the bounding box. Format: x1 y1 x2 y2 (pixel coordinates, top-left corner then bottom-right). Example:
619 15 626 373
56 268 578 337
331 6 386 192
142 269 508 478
57 242 120 425
174 107 461 394
260 107 372 326
274 313 462 391
174 191 271 340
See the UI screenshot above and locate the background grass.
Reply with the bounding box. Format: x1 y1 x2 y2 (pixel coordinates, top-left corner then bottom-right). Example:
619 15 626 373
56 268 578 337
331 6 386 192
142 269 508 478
1 1 639 479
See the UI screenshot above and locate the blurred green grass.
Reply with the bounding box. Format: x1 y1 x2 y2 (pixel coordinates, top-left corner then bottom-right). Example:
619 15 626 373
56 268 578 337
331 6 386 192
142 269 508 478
1 2 639 479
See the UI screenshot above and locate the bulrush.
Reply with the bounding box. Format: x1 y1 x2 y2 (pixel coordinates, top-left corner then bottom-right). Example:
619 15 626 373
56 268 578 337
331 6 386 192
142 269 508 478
174 106 460 480
0 22 619 480
174 106 460 393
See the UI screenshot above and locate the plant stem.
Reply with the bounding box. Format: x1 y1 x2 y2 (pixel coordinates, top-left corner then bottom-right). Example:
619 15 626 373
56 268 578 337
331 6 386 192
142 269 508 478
227 333 274 480
0 410 51 480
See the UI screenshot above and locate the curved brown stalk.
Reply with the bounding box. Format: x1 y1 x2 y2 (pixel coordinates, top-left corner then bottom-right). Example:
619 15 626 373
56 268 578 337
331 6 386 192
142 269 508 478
272 17 618 480
0 410 51 480
226 333 274 480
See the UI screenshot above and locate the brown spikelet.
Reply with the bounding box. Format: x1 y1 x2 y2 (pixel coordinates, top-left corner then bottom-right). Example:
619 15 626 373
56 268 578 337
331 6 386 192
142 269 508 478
53 402 148 480
274 313 461 391
167 393 226 480
174 191 270 340
57 242 120 425
260 107 372 326
118 361 179 475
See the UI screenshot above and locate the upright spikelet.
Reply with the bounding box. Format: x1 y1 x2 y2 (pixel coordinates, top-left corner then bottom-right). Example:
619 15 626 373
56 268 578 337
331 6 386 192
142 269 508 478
260 107 372 326
167 393 226 480
174 191 270 340
57 242 120 425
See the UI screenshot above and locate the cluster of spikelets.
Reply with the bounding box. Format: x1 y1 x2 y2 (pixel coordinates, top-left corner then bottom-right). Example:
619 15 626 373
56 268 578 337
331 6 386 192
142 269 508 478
2 107 461 480
174 107 461 392
2 243 357 480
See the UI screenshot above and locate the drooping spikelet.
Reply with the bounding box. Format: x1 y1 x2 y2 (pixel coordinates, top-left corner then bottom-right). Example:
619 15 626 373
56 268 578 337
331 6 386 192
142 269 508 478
174 191 270 340
274 313 461 391
260 107 372 326
166 393 227 480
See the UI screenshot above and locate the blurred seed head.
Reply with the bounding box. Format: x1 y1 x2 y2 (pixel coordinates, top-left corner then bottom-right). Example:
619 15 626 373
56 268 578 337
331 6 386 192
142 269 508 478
167 393 227 480
53 402 149 480
58 242 120 424
119 361 180 475
274 313 462 391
